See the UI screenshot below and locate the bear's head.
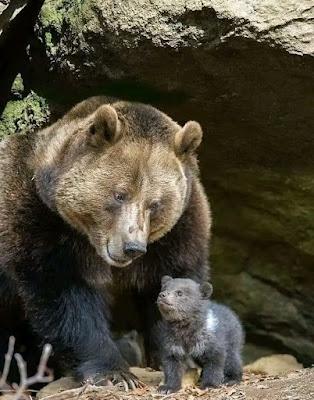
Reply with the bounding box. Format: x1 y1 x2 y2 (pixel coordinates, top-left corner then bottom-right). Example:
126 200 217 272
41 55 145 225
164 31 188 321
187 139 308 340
34 99 203 268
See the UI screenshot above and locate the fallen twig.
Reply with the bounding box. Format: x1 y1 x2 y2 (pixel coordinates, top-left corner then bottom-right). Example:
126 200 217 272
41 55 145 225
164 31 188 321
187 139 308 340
0 336 15 389
13 343 54 400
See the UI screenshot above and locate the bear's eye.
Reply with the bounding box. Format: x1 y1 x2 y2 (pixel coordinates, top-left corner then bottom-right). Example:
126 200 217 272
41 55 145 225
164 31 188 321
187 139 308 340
149 201 161 214
114 192 127 203
176 290 183 297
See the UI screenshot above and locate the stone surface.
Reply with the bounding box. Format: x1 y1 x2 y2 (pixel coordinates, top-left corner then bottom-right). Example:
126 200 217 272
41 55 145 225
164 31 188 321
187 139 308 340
1 0 314 365
244 354 303 376
36 377 79 399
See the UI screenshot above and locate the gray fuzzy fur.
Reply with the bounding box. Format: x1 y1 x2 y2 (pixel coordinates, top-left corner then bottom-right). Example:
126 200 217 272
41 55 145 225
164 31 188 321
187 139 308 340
157 277 244 393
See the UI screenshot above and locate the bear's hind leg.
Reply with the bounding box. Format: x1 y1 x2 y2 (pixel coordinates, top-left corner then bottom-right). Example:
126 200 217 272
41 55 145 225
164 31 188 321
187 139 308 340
223 350 242 385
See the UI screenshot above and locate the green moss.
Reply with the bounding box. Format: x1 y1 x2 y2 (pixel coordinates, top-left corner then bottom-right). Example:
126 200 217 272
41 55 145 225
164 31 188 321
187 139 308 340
39 0 93 59
11 73 24 97
0 92 50 138
39 0 89 32
40 0 66 32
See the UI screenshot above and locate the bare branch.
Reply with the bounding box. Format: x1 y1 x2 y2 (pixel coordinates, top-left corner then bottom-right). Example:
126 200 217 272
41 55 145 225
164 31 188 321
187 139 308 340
12 344 53 400
0 336 15 389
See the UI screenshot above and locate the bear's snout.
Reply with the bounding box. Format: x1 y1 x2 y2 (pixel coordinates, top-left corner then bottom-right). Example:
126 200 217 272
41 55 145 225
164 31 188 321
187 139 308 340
123 241 147 259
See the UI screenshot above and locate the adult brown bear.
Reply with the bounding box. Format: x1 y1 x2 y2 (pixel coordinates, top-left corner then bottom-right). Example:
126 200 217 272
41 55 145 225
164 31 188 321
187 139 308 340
0 97 211 387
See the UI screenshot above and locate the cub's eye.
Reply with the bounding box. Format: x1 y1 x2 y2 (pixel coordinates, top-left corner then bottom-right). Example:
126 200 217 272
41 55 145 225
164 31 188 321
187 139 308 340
114 192 127 203
149 201 161 214
176 290 183 297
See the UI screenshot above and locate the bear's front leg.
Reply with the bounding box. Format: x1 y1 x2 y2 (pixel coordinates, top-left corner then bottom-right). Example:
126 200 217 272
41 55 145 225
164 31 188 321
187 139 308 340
196 346 225 389
19 282 141 390
158 355 185 394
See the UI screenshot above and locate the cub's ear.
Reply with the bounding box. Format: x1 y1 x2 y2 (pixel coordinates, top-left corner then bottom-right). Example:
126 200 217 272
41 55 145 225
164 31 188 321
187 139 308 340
161 275 173 286
88 104 121 146
200 282 213 299
174 121 203 156
127 330 138 341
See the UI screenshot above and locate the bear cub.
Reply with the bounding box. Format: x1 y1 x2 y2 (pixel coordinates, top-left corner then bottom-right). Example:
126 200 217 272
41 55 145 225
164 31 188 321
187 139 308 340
115 330 144 367
157 276 244 393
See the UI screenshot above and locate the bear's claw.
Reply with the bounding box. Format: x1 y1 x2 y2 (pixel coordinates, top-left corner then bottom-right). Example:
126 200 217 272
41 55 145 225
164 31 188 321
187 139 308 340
92 371 144 391
157 384 180 394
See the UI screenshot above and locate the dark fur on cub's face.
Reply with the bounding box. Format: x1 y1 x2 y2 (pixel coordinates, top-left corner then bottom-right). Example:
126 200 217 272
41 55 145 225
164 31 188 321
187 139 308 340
157 275 213 321
34 100 203 268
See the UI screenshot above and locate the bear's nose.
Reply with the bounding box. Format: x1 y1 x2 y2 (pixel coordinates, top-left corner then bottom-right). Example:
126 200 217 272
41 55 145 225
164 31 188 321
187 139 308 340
123 241 147 259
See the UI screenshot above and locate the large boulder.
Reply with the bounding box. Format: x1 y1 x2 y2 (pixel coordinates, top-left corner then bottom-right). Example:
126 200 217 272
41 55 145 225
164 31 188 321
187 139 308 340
1 0 314 364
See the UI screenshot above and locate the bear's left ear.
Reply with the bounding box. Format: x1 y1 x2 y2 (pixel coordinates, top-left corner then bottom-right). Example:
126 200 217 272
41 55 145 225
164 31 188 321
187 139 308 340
174 121 203 156
126 330 138 341
161 275 173 286
200 282 213 299
88 104 122 147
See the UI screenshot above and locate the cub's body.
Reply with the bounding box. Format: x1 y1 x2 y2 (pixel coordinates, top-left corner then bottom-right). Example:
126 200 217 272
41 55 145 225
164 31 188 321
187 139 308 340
157 277 244 393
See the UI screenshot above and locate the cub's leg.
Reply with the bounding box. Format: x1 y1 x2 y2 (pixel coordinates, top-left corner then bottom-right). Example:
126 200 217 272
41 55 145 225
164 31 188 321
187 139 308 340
158 355 185 394
223 349 243 385
197 347 225 389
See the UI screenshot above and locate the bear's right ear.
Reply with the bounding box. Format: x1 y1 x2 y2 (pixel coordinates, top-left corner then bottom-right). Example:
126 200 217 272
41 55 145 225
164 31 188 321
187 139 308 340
174 121 203 156
161 275 173 286
127 330 139 341
200 282 213 299
88 104 121 147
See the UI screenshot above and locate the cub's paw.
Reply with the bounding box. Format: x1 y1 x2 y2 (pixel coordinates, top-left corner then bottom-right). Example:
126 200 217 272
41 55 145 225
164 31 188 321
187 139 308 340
199 380 221 389
223 377 242 386
200 371 224 389
199 376 224 389
157 384 180 394
91 370 144 391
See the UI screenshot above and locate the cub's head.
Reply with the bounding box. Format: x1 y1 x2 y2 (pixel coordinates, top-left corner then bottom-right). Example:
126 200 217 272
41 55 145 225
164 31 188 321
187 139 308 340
157 276 213 321
34 99 203 268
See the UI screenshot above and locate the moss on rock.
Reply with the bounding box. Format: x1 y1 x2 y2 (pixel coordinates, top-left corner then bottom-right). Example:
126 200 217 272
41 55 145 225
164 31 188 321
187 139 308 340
0 91 50 138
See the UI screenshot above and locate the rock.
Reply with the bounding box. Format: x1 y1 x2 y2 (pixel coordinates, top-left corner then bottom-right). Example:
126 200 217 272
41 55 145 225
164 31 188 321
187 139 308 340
130 367 163 387
244 354 303 376
131 366 199 387
36 377 79 399
0 0 45 113
182 368 200 387
243 343 275 365
210 168 314 366
1 0 314 366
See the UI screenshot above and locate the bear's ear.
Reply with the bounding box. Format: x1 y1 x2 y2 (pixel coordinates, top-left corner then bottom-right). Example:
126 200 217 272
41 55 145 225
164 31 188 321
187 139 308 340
161 275 173 286
174 121 203 156
88 104 121 146
200 282 213 299
127 330 138 341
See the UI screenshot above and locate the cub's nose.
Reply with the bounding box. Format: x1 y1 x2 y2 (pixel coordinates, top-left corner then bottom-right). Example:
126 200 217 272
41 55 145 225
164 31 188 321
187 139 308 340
123 241 147 259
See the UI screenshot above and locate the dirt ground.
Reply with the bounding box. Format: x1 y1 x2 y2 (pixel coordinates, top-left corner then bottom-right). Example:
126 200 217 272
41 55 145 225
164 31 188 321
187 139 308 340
30 368 314 400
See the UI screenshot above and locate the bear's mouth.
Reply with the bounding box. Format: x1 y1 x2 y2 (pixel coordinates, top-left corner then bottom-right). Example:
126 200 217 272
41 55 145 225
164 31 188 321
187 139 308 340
103 242 132 268
157 299 175 312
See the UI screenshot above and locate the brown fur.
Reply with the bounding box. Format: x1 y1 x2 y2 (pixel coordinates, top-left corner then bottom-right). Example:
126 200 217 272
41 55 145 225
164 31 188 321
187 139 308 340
0 96 211 380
